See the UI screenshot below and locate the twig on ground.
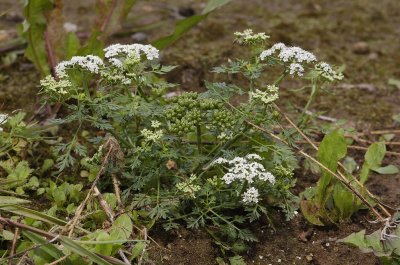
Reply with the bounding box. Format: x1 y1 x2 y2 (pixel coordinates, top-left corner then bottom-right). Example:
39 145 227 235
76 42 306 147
273 104 393 217
66 137 121 237
9 226 20 265
245 119 386 221
46 254 70 265
112 174 124 211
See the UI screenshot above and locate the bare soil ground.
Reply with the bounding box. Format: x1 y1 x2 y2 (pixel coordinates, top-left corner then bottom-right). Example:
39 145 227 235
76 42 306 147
1 0 399 264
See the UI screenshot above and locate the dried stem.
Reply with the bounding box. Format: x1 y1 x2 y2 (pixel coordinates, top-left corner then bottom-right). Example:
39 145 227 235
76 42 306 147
44 30 57 77
46 255 70 265
9 226 20 265
112 174 124 210
93 185 131 265
273 104 392 217
245 120 385 221
66 137 119 237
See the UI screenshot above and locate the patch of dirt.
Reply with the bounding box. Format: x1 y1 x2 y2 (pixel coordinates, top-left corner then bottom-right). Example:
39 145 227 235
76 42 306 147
148 213 380 265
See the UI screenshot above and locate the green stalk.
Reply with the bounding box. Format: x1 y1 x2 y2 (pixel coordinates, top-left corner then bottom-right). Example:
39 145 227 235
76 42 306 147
196 124 202 153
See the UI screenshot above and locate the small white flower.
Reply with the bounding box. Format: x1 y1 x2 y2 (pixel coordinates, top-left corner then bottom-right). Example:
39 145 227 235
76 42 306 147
259 172 276 184
289 63 305 76
140 128 163 142
151 120 162 128
242 187 259 204
104 43 159 61
250 85 279 104
108 58 123 68
55 55 104 77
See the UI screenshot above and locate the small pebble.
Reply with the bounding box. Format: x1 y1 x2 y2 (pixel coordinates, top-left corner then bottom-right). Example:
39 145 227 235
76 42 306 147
352 41 370 54
131 32 148 42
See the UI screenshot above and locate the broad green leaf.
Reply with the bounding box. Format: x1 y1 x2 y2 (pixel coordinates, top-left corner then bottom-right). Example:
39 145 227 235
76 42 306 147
19 0 53 76
152 0 232 49
95 231 113 256
59 236 113 265
2 230 15 240
130 242 146 261
333 182 356 220
316 129 347 202
0 196 30 206
360 142 386 183
152 14 207 50
0 205 68 226
299 200 324 226
202 0 232 14
110 214 133 241
23 231 73 265
339 229 387 256
371 165 399 175
365 142 386 168
338 230 369 250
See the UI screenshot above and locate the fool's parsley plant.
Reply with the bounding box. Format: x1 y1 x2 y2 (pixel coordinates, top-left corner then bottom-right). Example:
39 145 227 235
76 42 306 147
40 29 342 253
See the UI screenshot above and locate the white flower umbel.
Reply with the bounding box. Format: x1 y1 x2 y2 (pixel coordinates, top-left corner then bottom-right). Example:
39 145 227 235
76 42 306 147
260 42 342 80
260 43 316 63
315 62 344 81
234 29 269 45
55 55 104 77
104 44 159 63
250 85 279 104
176 174 201 198
151 120 162 128
40 75 71 95
242 187 260 204
140 128 163 142
211 154 276 185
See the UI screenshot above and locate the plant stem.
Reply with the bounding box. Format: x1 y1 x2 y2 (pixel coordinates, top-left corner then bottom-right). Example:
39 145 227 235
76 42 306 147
196 124 202 153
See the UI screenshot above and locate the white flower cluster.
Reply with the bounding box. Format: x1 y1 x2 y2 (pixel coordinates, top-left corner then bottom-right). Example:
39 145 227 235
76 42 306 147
234 29 269 44
260 43 316 63
250 85 279 104
151 120 162 128
104 44 159 67
176 174 201 198
260 42 342 79
55 55 104 77
140 128 163 142
211 154 275 204
260 43 316 77
40 75 71 95
0 114 8 132
217 131 233 141
315 62 344 81
242 187 259 204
